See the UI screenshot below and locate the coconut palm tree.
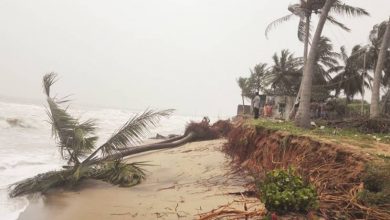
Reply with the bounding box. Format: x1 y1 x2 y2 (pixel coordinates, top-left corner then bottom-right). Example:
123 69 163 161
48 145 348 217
265 50 303 96
313 37 339 83
310 36 340 101
328 45 372 102
267 0 369 122
249 63 268 94
10 73 173 197
370 18 390 118
295 0 337 128
265 0 368 63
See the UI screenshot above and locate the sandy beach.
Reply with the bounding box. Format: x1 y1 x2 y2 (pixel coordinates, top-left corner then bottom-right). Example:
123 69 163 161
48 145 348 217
18 139 259 220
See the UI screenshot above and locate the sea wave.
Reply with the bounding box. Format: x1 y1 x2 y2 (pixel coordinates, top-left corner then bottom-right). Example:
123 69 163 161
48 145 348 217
0 161 46 169
0 117 35 129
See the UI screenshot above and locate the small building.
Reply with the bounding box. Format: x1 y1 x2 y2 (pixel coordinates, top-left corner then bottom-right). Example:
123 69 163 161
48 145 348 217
236 104 251 115
262 95 295 120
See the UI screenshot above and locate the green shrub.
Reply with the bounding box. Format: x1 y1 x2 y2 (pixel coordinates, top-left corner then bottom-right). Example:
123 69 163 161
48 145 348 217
259 167 318 214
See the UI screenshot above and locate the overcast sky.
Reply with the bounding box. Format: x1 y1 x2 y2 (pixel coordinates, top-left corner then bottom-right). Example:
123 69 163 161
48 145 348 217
0 0 389 116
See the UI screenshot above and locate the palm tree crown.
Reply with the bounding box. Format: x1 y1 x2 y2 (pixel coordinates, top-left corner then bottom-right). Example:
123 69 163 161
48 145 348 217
266 50 303 96
329 45 372 101
265 0 368 42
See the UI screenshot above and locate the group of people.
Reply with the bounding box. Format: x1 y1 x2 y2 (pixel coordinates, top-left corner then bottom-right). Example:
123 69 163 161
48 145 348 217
252 92 273 119
252 92 328 120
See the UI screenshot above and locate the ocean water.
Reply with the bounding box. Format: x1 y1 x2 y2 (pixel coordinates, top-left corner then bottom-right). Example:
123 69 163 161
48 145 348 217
0 101 215 220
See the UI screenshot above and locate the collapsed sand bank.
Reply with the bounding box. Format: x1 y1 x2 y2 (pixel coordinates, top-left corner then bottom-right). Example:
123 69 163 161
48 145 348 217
225 124 390 219
18 139 259 220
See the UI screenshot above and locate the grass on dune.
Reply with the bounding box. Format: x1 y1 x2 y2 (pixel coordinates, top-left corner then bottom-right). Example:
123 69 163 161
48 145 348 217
249 118 390 150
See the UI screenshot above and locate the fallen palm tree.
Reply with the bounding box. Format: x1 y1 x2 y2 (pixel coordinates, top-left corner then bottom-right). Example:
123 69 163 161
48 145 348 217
9 73 226 198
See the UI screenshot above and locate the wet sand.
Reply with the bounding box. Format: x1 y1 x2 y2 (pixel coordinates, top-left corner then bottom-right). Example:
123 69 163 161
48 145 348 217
18 139 256 220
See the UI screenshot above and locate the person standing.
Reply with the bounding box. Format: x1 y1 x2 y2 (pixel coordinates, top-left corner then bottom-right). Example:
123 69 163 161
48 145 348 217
252 92 261 119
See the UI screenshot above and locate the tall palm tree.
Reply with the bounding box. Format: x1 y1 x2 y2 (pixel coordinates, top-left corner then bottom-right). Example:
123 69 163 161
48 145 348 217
265 50 303 96
295 0 336 128
370 17 390 118
267 0 369 122
329 45 372 102
344 20 390 114
10 73 173 197
265 0 368 63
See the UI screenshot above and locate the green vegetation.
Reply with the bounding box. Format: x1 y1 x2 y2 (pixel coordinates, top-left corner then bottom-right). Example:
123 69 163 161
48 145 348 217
91 161 148 187
237 1 390 127
258 167 318 214
250 118 390 148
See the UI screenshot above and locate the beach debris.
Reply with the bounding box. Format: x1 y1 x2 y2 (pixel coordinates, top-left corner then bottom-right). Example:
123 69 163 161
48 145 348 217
198 199 265 220
10 73 234 198
157 185 176 191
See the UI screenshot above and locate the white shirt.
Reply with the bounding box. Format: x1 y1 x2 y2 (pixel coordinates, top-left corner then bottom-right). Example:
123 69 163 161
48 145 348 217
253 95 261 109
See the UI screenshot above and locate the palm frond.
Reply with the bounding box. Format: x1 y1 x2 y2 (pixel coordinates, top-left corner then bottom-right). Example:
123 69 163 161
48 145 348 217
340 46 349 62
84 109 173 162
43 72 58 97
265 14 295 39
90 160 148 187
331 1 370 17
43 73 98 164
9 169 73 197
326 15 350 32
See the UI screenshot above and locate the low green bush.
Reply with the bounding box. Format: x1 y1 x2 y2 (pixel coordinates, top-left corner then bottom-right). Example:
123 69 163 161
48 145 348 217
258 167 318 214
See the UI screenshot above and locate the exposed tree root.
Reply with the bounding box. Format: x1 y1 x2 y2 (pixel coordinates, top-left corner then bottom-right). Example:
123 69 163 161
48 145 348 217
224 124 390 219
199 199 265 220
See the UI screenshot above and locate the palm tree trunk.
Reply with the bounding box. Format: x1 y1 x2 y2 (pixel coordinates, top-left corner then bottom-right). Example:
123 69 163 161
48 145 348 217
288 13 311 121
361 76 365 115
295 0 336 128
242 95 245 114
370 17 390 118
92 132 196 164
303 13 311 64
381 88 390 114
361 54 366 116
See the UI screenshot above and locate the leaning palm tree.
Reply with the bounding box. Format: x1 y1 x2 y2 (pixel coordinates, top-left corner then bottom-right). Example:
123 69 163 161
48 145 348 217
295 0 370 127
9 73 173 197
267 0 369 122
370 17 390 118
265 0 368 63
295 0 336 128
